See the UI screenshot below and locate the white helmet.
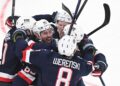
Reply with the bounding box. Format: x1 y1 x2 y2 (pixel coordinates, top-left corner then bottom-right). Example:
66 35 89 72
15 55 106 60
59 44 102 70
16 16 36 31
33 19 53 36
54 11 72 23
63 24 84 43
58 35 77 58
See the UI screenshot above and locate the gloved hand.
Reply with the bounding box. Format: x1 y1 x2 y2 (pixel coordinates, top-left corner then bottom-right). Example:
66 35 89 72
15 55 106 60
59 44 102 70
12 29 27 42
91 63 102 77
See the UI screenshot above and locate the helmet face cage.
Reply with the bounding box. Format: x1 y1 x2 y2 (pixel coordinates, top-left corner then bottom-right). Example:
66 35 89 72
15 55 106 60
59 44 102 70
33 19 53 36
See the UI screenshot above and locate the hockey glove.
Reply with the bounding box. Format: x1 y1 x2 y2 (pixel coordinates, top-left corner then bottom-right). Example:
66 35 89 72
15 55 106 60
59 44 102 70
77 35 96 55
12 29 27 42
91 63 102 77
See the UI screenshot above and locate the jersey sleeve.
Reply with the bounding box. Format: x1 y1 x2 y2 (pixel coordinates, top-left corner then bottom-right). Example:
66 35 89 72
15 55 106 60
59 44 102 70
12 61 38 85
15 38 28 60
33 11 57 23
77 55 93 76
12 75 29 86
33 14 53 22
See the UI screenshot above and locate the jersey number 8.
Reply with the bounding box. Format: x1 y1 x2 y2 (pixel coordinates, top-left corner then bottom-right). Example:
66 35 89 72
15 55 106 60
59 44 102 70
55 67 73 86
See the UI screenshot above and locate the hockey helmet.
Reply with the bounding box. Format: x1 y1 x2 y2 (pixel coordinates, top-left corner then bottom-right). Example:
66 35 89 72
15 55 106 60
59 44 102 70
54 11 72 23
16 16 36 31
63 24 84 43
5 16 19 27
58 35 77 58
33 19 53 36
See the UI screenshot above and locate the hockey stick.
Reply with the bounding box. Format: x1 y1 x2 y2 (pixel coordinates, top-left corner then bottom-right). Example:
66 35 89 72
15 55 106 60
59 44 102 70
68 0 81 35
76 0 88 20
86 4 110 85
87 3 111 37
62 3 73 19
11 0 16 26
99 76 106 86
62 0 88 21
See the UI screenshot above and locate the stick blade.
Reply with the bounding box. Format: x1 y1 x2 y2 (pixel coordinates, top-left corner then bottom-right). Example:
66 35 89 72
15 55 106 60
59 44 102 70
103 3 111 25
62 3 73 19
87 3 111 37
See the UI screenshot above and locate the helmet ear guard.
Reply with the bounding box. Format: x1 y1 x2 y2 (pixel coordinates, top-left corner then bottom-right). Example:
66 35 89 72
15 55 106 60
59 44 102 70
58 35 77 58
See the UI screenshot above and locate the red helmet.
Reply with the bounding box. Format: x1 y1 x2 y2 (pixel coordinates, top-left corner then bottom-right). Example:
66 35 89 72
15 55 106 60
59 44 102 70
5 16 19 27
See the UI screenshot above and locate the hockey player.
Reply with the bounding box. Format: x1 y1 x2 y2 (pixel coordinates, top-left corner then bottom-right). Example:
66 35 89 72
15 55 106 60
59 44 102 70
12 19 58 86
15 19 58 58
13 16 37 59
0 16 36 86
0 16 20 86
63 24 108 86
31 19 58 51
12 23 94 86
13 35 94 86
52 11 72 39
